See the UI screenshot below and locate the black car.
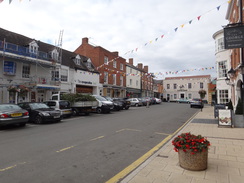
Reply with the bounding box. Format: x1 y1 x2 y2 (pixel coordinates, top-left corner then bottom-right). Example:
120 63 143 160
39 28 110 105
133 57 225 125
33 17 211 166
103 96 123 111
114 98 130 110
0 104 29 127
190 99 204 108
18 102 62 124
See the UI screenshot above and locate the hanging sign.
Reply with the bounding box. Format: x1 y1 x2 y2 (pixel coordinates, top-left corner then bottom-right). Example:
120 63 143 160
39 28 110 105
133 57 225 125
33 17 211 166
224 26 244 49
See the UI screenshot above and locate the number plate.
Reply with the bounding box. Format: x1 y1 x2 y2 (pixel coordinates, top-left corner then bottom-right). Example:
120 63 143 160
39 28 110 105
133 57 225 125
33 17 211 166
11 113 22 117
54 116 60 118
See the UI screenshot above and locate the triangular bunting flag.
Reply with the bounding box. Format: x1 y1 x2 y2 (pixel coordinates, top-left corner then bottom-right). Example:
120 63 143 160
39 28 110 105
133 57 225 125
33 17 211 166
161 35 164 38
0 0 4 3
9 0 12 4
189 20 192 24
174 27 178 32
181 24 185 28
217 6 221 11
197 16 201 20
155 38 158 41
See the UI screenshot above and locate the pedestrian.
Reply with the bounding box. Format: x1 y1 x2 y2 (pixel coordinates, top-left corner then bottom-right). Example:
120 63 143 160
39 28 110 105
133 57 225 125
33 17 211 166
146 100 149 108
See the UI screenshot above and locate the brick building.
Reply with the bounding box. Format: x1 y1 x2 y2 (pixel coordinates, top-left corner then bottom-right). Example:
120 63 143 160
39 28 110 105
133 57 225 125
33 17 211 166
75 37 127 97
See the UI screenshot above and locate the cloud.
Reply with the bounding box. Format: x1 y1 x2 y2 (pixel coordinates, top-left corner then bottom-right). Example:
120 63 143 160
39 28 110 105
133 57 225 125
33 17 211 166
0 0 228 78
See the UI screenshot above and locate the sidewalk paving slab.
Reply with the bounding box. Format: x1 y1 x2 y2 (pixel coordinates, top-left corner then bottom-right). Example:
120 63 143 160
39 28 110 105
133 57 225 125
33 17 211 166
121 106 244 183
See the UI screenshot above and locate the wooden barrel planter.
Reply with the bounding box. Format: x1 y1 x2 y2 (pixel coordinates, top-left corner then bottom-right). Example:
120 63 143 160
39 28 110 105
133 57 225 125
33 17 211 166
178 149 208 171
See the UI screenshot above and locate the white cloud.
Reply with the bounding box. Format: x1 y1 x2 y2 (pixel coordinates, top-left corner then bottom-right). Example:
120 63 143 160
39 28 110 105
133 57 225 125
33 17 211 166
0 0 229 78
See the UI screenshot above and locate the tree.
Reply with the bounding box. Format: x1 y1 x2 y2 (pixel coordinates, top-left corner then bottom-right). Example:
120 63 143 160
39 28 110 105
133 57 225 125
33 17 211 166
235 98 243 115
198 90 206 99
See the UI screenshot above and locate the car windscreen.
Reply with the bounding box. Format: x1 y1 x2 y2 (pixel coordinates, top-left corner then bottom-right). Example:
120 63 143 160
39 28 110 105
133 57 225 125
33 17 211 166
94 96 107 101
29 103 49 110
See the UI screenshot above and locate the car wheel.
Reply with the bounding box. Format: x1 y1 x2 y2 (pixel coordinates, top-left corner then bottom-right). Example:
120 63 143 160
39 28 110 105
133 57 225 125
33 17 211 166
135 103 139 107
97 108 102 114
125 106 129 110
35 115 43 124
72 109 78 116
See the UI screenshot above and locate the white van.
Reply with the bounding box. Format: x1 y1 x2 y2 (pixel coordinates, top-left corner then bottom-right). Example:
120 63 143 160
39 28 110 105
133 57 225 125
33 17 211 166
44 100 72 118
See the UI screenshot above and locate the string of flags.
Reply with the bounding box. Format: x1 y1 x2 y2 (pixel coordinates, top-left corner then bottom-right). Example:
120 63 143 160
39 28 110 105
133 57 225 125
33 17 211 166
0 0 31 4
124 0 232 55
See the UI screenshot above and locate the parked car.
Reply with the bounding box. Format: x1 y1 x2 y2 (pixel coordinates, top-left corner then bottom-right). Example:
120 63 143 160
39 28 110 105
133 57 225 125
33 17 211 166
92 95 114 113
155 98 162 104
0 104 29 127
18 102 62 124
44 100 72 118
150 97 157 104
190 99 204 108
126 98 143 107
177 98 190 103
142 97 152 105
139 98 147 106
113 98 130 110
103 96 123 111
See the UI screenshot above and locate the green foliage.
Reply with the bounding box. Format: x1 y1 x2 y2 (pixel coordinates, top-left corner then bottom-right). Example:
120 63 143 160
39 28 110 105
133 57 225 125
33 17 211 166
227 100 234 110
235 98 243 115
61 93 96 103
198 90 206 99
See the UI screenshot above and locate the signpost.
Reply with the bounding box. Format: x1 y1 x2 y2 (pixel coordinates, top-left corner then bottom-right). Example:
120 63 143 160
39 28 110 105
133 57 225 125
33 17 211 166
218 109 232 127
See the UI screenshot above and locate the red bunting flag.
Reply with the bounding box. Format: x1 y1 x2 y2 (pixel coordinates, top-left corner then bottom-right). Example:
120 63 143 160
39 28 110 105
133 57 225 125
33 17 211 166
0 0 3 3
197 16 201 20
161 35 164 38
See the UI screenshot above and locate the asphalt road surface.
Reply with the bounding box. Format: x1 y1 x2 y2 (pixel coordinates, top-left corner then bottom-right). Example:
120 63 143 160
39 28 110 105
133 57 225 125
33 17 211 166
0 102 199 183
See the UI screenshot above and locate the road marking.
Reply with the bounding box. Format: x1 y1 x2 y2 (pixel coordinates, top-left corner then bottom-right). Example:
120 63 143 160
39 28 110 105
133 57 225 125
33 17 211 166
0 162 26 172
56 146 75 153
90 136 105 141
106 111 199 183
116 128 142 133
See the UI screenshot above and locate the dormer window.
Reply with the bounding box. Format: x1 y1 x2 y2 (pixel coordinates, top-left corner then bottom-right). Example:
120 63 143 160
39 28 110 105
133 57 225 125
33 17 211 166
74 55 81 65
29 41 38 54
87 58 92 69
51 49 59 61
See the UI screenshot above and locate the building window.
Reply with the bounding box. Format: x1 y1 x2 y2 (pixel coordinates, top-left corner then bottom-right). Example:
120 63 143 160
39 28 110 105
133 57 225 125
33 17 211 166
200 82 203 89
218 60 227 78
174 94 177 99
61 69 68 82
174 84 177 89
113 74 116 85
120 76 123 86
120 63 123 70
22 64 30 78
104 56 108 65
167 84 170 89
130 79 132 85
136 80 138 87
113 60 117 68
29 45 38 54
107 88 111 97
219 90 229 104
130 68 132 73
104 72 108 84
51 70 59 81
188 93 192 99
216 37 225 52
188 83 192 89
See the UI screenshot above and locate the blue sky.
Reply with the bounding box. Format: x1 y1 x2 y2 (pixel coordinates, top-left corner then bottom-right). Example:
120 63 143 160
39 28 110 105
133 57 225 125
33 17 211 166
0 0 229 79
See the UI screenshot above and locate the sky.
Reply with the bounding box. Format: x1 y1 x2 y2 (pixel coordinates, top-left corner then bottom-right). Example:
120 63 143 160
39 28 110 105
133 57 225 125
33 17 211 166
0 0 229 79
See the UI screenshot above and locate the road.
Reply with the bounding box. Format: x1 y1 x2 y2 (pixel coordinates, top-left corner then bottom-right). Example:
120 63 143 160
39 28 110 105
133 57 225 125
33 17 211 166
0 102 199 183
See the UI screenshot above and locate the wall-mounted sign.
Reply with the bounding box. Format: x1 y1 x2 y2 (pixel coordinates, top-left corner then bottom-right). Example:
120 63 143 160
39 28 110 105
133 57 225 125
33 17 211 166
224 26 244 49
218 109 232 127
4 61 16 75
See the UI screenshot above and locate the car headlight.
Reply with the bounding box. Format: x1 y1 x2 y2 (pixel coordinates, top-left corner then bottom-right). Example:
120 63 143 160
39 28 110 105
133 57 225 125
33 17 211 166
40 112 51 116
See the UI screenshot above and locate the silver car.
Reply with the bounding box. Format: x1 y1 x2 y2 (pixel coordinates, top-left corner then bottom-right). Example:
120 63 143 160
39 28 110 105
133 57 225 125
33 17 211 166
0 104 29 127
126 98 143 107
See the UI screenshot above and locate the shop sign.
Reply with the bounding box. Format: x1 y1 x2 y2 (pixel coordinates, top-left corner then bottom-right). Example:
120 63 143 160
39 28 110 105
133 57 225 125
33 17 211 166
224 26 244 49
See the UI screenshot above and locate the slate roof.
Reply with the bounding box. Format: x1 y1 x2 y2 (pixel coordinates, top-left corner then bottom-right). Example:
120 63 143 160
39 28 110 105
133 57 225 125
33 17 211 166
0 27 99 73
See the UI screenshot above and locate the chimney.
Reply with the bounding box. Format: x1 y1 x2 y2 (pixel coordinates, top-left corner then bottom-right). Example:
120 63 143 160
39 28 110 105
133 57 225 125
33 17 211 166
144 66 148 72
112 51 119 57
137 63 143 69
129 58 133 65
82 37 89 44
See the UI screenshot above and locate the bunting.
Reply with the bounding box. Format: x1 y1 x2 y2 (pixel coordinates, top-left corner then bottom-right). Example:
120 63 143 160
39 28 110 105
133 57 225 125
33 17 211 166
0 0 31 3
123 1 231 55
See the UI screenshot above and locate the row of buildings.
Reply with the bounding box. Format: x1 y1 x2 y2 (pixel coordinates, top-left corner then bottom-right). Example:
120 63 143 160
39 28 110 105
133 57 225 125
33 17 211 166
213 0 244 113
0 27 213 104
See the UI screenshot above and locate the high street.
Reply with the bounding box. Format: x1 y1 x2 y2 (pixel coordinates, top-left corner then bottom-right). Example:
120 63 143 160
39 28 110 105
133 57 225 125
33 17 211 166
0 103 198 183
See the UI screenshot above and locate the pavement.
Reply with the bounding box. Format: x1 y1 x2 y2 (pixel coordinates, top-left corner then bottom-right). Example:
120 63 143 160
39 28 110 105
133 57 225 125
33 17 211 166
119 105 244 183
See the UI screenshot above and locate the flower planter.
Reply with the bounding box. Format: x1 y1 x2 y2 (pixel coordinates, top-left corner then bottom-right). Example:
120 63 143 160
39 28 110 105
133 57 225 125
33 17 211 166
178 149 208 171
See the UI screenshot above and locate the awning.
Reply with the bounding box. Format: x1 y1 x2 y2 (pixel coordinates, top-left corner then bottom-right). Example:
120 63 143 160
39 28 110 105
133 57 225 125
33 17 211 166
36 85 60 90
